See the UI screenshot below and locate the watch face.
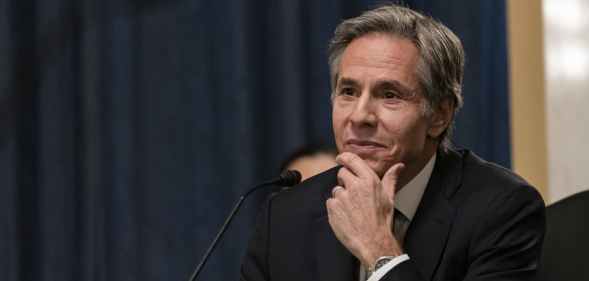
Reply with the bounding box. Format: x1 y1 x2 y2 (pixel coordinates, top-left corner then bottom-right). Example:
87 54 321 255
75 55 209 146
375 257 394 270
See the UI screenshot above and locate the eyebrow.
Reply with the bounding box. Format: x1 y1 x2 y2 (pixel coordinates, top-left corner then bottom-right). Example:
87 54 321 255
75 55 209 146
337 77 360 88
374 80 413 95
337 77 414 94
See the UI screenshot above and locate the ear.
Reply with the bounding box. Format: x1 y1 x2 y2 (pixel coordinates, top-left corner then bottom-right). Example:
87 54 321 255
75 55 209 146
427 99 454 139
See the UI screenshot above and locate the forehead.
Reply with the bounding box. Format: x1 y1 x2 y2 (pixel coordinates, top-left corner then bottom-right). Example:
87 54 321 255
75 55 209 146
338 33 420 87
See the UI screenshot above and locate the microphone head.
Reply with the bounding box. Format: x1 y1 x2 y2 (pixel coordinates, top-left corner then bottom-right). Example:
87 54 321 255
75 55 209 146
277 170 302 186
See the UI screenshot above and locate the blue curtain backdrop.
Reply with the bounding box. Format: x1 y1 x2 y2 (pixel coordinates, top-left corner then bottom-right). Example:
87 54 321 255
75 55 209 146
0 0 510 280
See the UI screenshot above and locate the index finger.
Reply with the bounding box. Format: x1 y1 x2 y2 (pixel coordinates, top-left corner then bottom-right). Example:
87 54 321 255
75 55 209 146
335 152 377 179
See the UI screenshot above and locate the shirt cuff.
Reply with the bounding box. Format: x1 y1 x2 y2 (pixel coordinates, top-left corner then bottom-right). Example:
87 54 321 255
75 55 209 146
366 254 410 281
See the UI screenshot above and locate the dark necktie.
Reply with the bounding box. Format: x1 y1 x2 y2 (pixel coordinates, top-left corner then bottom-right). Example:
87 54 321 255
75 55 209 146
393 209 410 247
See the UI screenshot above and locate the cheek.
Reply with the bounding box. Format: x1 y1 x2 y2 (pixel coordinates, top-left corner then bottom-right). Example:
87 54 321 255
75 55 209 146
380 111 429 149
332 105 349 129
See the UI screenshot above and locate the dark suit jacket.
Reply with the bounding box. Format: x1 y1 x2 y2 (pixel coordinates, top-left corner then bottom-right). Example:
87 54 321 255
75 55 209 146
241 148 545 281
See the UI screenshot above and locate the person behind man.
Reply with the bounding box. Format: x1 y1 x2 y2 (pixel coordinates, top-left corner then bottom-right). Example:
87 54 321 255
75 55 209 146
280 143 338 182
241 4 545 281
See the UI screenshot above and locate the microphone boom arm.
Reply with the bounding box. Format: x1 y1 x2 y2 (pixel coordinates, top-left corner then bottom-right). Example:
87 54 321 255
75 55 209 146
187 170 301 281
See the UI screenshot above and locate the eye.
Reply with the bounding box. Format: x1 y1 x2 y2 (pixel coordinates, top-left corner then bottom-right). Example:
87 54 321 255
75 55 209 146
382 89 401 99
338 87 356 97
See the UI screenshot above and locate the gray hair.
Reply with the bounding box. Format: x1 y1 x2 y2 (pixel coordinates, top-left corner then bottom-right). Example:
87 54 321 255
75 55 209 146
328 4 465 147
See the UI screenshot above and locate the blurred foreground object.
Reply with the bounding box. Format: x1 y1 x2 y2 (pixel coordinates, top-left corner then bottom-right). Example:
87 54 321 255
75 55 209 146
537 189 589 281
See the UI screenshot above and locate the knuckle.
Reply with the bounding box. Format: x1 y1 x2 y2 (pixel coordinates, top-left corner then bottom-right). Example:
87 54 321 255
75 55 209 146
336 188 347 198
339 169 351 182
328 199 340 209
326 198 334 209
332 186 343 197
337 169 346 181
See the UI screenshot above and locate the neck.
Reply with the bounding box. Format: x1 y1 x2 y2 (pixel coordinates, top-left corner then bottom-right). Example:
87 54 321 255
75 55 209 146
396 142 437 191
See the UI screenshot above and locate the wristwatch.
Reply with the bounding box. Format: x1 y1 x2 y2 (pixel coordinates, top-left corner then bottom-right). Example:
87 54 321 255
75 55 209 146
367 256 396 278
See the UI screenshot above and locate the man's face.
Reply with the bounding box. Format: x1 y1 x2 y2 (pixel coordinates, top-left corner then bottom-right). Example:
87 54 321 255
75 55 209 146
332 33 438 179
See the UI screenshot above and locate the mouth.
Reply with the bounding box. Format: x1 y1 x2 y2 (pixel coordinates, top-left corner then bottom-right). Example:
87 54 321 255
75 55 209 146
344 139 387 152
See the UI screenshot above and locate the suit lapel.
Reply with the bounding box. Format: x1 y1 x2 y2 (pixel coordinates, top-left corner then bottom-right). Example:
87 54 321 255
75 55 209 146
404 149 462 281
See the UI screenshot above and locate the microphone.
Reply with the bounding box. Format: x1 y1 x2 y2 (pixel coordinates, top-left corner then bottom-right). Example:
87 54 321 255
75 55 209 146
274 169 302 187
187 170 302 281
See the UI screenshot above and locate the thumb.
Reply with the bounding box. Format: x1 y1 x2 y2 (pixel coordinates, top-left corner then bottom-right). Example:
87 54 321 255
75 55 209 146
381 163 405 202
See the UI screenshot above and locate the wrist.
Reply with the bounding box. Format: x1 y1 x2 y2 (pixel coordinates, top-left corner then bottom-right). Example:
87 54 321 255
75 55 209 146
366 256 397 277
360 233 403 269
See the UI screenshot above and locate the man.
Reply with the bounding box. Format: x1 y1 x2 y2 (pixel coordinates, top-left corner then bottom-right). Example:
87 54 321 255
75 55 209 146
241 4 545 281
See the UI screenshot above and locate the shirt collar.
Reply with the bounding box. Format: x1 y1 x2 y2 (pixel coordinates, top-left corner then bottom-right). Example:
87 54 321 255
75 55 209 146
394 153 437 221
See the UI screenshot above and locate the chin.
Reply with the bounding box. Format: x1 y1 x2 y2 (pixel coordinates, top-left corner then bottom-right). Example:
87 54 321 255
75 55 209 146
364 159 389 178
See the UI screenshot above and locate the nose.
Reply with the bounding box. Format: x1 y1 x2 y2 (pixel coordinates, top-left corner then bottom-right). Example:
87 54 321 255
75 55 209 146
349 93 377 127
